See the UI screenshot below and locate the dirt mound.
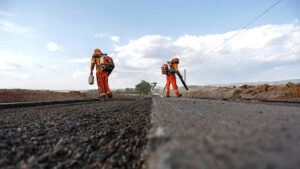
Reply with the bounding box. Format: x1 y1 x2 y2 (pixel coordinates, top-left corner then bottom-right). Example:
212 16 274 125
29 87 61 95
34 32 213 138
0 89 88 103
0 89 143 103
183 82 300 99
280 83 300 98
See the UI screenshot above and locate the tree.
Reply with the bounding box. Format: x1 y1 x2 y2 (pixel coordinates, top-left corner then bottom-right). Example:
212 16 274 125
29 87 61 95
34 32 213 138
135 80 151 96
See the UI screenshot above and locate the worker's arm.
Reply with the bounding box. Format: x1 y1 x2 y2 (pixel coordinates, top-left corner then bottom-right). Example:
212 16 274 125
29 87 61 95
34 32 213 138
169 69 178 74
90 58 95 74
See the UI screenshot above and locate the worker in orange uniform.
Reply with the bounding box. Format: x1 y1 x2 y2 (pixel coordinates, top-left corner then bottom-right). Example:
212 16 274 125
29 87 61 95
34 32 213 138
166 58 182 97
90 48 112 98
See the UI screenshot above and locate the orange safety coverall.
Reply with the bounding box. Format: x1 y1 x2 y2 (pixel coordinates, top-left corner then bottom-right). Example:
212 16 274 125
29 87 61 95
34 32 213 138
166 72 181 97
91 54 112 98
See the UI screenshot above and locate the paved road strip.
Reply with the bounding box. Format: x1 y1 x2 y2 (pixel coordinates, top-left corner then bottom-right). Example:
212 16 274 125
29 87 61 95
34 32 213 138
148 96 300 169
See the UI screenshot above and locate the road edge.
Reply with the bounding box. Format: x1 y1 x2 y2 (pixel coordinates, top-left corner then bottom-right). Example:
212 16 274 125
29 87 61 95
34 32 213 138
144 96 172 169
0 97 149 109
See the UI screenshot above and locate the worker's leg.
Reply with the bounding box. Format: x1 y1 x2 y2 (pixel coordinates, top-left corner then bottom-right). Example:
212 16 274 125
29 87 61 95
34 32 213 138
103 72 112 98
170 74 182 97
166 75 171 96
96 71 106 98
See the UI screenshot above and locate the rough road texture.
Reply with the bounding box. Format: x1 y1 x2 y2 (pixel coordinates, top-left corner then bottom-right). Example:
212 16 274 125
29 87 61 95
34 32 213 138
0 98 152 169
149 97 300 169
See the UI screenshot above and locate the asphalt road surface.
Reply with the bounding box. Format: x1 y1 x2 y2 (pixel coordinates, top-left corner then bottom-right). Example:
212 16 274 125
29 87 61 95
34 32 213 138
1 96 300 169
148 96 300 169
0 98 152 169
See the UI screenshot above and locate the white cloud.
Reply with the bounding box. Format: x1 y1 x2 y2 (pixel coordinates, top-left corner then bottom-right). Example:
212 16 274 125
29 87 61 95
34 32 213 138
49 65 58 71
0 51 34 82
72 71 87 79
0 51 22 70
0 50 57 71
68 58 90 63
0 11 15 17
94 32 111 38
257 64 300 82
111 36 120 42
94 32 120 42
33 62 44 69
72 67 90 79
46 41 64 52
0 19 30 34
94 33 106 38
112 24 300 87
3 72 32 79
1 24 300 90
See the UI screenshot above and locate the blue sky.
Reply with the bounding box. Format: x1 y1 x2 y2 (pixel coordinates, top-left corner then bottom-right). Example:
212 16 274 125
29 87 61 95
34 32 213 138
0 0 299 90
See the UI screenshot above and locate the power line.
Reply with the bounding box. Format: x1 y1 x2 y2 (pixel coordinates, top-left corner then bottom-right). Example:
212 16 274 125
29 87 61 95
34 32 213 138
199 0 283 64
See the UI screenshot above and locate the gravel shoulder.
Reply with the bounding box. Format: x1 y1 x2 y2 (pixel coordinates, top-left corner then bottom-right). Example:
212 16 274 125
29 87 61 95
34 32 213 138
0 98 152 169
148 96 300 169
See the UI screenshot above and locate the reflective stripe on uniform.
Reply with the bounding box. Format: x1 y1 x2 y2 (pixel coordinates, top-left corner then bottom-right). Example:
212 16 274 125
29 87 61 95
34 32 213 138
166 89 170 91
99 93 106 96
106 91 111 94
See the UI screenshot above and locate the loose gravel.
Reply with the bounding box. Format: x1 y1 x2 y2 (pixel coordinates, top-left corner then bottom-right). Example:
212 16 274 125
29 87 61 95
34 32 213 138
0 98 152 169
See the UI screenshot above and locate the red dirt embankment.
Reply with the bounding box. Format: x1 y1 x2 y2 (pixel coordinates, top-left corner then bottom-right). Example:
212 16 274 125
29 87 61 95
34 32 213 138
0 89 142 103
183 82 300 99
0 89 89 103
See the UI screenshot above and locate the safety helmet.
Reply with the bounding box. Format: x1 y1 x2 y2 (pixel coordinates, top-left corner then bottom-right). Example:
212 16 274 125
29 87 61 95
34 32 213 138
171 58 179 64
94 48 102 54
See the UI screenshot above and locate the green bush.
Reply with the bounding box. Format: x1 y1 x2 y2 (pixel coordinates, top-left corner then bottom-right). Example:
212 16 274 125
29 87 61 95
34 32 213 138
135 80 151 96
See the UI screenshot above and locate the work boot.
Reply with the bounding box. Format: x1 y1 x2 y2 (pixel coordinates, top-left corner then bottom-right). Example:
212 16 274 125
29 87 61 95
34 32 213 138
108 94 113 98
177 94 182 97
166 95 170 97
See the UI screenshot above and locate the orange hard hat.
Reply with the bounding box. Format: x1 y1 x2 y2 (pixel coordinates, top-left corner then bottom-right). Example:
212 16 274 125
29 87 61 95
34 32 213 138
94 48 102 54
171 58 179 64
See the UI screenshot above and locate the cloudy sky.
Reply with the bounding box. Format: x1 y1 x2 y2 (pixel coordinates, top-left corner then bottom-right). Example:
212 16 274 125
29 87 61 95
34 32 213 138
0 0 299 90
